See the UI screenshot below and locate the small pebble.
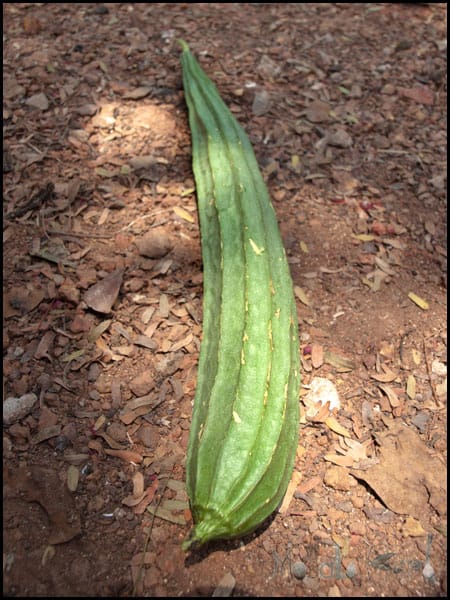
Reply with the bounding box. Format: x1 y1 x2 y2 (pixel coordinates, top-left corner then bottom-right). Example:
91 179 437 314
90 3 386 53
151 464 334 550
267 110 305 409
422 561 435 580
346 561 358 579
291 560 307 580
351 495 365 509
327 584 342 597
55 435 70 452
3 393 38 426
212 572 236 597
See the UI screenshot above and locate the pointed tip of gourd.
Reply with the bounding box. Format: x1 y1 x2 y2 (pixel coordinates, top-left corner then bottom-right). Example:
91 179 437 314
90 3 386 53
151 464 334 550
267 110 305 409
181 512 232 552
182 526 207 552
181 533 198 552
177 38 190 53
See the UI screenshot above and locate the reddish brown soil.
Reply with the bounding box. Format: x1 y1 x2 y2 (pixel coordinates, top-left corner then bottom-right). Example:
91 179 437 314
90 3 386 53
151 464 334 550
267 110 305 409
3 3 447 597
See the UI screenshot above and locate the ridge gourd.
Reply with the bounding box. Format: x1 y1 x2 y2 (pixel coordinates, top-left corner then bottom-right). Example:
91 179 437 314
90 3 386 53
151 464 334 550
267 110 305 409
179 40 300 550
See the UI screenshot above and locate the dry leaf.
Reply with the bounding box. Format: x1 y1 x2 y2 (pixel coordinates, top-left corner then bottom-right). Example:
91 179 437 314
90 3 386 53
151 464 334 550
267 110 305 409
311 344 324 369
352 233 376 242
406 374 416 399
61 349 86 363
170 333 194 352
379 341 395 359
95 167 116 178
133 482 158 514
370 269 387 291
378 383 401 408
96 431 125 450
104 449 143 464
97 207 110 225
146 504 187 525
84 269 124 313
133 472 144 498
112 344 134 356
34 331 55 360
370 365 398 383
4 286 45 318
408 292 429 310
162 499 190 511
300 240 309 253
41 545 56 567
362 277 374 290
401 516 427 537
133 334 157 350
324 454 355 467
123 86 152 100
31 425 62 445
323 350 355 371
435 379 447 397
294 285 311 306
95 336 115 361
93 415 106 432
320 266 346 274
374 257 396 276
325 416 351 438
159 293 170 318
87 319 112 343
66 465 79 492
297 475 321 494
173 206 194 223
88 439 104 454
122 492 147 507
7 466 81 544
343 438 372 462
382 237 405 249
352 414 363 439
350 419 447 520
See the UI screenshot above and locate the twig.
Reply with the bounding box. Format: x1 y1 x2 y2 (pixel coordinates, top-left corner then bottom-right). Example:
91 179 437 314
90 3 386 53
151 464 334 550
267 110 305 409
422 336 441 407
132 464 175 596
30 250 77 268
399 329 414 369
45 228 114 239
121 214 155 232
7 182 54 219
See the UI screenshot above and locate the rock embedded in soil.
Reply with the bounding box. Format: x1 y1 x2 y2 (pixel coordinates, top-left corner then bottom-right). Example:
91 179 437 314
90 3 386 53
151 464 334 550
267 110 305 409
291 560 307 580
323 465 357 491
3 393 38 426
135 229 173 258
136 424 159 449
106 422 128 443
129 370 154 396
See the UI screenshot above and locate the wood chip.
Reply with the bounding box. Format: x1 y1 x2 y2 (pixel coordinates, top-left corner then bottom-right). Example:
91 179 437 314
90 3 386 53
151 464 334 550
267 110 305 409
132 472 145 498
279 470 301 515
159 293 170 318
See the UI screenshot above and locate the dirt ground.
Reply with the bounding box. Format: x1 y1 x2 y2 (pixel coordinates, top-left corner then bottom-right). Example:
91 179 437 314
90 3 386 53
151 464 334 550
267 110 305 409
3 3 447 597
